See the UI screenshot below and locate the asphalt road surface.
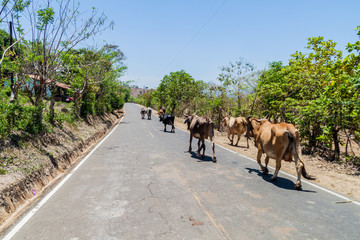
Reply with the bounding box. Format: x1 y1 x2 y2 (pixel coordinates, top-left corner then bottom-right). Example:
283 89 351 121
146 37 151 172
2 103 360 240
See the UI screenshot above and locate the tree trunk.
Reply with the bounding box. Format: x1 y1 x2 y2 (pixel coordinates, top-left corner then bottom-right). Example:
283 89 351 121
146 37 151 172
332 128 340 161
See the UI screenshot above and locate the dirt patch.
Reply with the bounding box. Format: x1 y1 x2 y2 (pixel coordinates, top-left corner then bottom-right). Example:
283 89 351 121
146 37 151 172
0 110 123 231
170 114 360 202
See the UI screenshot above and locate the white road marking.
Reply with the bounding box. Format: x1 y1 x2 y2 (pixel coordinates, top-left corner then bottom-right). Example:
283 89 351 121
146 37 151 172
2 114 125 240
149 131 155 139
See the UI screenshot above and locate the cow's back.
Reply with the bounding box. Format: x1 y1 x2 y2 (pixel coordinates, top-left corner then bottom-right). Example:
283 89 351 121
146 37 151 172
257 122 291 159
190 116 213 140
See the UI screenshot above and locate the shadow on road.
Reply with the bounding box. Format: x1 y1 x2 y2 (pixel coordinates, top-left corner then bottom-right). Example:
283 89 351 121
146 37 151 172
188 151 214 163
159 129 176 134
245 167 317 192
227 143 248 149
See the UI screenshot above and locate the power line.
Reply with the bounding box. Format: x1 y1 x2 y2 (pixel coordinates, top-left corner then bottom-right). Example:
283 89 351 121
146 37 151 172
166 0 228 70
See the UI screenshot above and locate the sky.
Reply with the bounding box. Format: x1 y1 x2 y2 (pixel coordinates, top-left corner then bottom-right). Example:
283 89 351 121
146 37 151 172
79 0 359 88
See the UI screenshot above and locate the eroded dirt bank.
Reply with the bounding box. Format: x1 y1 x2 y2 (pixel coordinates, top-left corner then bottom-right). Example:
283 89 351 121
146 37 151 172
0 110 123 230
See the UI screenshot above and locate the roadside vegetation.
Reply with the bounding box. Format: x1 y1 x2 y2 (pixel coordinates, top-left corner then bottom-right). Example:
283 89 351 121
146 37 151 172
0 0 129 175
134 26 360 167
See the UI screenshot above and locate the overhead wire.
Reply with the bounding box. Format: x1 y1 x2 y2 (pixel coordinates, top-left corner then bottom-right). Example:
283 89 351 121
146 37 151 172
166 0 228 70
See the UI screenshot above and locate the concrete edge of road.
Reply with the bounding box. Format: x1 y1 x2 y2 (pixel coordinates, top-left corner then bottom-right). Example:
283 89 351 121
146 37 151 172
1 112 126 240
171 115 360 207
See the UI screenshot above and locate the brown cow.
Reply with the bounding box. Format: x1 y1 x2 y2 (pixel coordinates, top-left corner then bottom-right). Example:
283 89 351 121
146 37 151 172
223 116 249 148
184 114 216 163
158 107 166 116
247 117 314 190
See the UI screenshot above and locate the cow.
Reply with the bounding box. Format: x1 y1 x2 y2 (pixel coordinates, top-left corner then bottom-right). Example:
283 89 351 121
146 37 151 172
140 107 146 119
184 114 216 163
223 116 249 148
247 117 314 190
146 107 152 120
158 107 166 116
159 114 175 133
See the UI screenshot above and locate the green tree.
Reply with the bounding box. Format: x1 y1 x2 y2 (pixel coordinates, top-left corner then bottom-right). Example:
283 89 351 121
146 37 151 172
155 70 199 114
256 61 288 122
218 58 257 116
2 0 113 127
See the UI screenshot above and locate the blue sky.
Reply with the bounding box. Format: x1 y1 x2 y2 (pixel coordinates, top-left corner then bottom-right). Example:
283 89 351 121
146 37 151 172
81 0 359 88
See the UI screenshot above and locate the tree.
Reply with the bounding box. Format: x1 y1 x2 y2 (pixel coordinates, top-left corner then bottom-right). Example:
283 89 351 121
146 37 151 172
155 70 199 114
61 45 126 118
256 61 288 122
218 58 257 116
2 0 113 127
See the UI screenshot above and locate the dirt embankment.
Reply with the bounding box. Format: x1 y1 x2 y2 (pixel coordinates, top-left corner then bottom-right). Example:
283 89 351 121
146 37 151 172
170 114 360 202
0 110 123 230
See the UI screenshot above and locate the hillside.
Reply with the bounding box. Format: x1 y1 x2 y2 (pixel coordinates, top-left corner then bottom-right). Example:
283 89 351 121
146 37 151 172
129 87 153 98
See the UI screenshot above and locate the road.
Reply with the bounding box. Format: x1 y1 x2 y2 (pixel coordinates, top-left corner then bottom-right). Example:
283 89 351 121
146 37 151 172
2 103 360 240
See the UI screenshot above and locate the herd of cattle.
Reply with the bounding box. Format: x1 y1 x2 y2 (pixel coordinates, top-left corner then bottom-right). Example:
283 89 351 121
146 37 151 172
140 107 315 190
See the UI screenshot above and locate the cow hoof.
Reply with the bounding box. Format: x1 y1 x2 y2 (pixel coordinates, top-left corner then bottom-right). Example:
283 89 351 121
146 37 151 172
294 184 302 190
270 176 277 181
213 158 217 163
263 168 269 175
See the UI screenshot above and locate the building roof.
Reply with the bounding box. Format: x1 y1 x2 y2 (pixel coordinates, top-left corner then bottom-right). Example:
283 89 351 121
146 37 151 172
28 74 70 90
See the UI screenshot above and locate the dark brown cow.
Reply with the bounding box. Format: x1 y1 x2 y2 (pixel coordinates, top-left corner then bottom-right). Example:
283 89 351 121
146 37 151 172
184 115 216 163
223 116 249 147
247 117 314 190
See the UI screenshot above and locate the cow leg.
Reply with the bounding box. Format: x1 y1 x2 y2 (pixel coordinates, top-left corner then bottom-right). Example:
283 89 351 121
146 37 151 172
264 156 270 169
257 150 268 174
188 135 192 152
294 155 303 190
164 124 167 132
246 137 249 148
228 130 234 145
196 139 201 157
235 132 241 146
271 159 282 181
172 123 175 133
212 142 216 163
201 140 206 159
